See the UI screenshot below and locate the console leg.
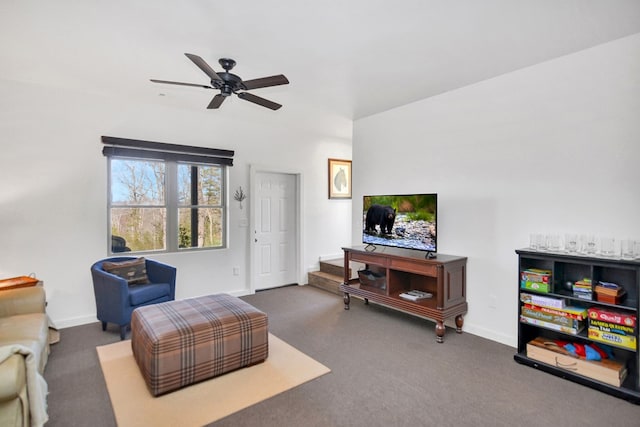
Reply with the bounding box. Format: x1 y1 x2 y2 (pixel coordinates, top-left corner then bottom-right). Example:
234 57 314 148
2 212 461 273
435 321 445 343
364 298 369 305
455 315 464 333
343 292 350 310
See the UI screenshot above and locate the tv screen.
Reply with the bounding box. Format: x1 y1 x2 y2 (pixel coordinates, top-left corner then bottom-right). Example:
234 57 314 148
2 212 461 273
363 193 437 253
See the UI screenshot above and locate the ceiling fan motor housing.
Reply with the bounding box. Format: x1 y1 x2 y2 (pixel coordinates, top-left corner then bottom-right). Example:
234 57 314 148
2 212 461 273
213 72 246 94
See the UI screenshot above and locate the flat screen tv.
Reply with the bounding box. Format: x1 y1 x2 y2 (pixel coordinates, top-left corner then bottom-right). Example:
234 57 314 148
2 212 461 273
362 193 437 256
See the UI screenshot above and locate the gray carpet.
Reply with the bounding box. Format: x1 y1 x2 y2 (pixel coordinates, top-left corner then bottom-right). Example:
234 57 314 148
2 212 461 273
44 285 640 426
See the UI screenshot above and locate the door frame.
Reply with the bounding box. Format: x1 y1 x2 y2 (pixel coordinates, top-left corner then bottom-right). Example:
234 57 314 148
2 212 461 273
249 164 304 293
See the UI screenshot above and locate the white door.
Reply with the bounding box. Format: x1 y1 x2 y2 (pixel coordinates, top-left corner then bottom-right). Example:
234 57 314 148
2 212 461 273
254 172 298 290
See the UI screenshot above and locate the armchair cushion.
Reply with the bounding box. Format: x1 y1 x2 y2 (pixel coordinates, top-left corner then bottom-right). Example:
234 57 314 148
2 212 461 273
128 283 172 306
102 257 150 285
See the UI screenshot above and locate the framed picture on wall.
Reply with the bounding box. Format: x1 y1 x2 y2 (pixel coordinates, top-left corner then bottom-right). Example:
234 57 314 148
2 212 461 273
328 158 352 199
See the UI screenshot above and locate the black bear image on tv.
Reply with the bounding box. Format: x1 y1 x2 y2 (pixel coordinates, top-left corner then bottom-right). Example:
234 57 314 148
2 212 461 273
363 194 437 253
365 204 396 235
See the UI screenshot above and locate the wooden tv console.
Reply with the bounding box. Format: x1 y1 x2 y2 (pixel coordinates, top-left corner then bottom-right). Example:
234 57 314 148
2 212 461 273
340 245 467 343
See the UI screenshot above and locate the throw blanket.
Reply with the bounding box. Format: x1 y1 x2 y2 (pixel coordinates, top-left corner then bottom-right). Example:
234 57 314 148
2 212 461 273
0 345 48 427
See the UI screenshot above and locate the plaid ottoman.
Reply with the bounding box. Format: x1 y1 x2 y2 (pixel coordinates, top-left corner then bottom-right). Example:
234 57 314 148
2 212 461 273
130 293 269 396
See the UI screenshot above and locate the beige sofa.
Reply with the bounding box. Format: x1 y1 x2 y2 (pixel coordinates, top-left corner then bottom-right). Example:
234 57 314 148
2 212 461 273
0 286 50 427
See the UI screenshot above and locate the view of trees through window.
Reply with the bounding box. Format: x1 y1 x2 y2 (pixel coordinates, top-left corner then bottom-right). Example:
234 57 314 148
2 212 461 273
110 158 224 253
177 164 223 248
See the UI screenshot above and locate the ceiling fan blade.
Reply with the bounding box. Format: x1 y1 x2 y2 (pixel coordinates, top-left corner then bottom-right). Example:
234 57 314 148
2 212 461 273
184 53 222 81
150 79 212 89
237 92 282 110
242 74 289 90
207 94 226 109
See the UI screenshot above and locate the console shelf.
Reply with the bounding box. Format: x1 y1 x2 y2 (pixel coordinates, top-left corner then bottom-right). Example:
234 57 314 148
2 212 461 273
514 249 640 404
340 245 467 343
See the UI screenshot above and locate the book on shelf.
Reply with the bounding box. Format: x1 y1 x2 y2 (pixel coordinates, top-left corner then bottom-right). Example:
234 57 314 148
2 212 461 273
522 303 587 320
521 269 551 283
519 315 584 335
573 278 592 288
520 280 550 293
596 281 622 295
520 307 585 329
588 307 637 329
589 319 635 336
520 293 565 309
572 279 592 300
573 292 593 301
399 290 433 301
588 327 637 351
520 270 551 291
594 282 624 302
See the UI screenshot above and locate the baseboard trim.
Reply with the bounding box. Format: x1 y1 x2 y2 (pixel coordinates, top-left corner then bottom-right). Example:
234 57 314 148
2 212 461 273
54 315 98 329
319 253 343 261
462 324 515 348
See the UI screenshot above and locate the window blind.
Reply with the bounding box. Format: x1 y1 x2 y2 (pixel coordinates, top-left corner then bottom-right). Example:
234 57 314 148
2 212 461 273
101 136 234 166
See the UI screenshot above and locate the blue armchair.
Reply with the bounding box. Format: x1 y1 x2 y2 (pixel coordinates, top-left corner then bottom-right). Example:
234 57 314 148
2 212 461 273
90 257 176 340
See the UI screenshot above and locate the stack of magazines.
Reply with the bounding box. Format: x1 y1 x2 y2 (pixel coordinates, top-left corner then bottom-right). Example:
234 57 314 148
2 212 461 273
399 290 433 301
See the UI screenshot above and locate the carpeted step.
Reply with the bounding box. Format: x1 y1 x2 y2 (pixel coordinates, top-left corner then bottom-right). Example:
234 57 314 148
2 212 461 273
307 271 343 295
319 258 347 277
318 258 366 279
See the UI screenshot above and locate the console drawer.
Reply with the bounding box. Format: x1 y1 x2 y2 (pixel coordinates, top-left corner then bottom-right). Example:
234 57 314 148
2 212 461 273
350 252 389 267
390 259 437 276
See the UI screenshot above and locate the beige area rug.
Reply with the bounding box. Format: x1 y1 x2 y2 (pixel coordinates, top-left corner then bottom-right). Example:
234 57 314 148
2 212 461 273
97 334 331 427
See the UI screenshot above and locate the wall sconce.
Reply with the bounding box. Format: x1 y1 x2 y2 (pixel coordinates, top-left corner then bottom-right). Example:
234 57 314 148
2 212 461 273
234 186 247 209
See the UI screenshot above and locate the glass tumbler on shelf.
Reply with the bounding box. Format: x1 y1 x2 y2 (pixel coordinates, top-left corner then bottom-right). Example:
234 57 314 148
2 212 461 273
600 237 615 257
537 234 547 251
582 234 597 254
547 234 561 252
565 234 578 253
620 239 635 260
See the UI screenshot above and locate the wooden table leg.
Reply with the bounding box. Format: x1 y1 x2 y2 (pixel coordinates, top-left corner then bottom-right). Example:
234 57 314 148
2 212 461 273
455 315 464 333
343 292 350 310
435 321 445 343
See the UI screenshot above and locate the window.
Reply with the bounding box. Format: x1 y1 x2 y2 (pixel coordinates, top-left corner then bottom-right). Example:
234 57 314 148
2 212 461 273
110 158 167 252
103 136 234 254
177 164 224 249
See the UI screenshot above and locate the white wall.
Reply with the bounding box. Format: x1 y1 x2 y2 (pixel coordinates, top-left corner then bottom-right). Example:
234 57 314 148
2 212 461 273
0 80 352 328
352 34 640 346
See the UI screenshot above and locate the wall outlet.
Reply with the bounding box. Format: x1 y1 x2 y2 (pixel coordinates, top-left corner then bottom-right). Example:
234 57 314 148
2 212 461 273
233 267 240 276
489 294 497 309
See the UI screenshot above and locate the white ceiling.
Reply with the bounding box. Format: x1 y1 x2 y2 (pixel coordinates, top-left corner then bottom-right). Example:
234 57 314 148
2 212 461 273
2 0 640 120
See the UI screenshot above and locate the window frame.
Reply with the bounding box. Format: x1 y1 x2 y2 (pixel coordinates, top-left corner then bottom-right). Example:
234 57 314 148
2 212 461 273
108 157 168 253
103 136 233 255
176 161 227 251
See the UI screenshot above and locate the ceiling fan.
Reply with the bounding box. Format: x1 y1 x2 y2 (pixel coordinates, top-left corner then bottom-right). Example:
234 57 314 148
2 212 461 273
151 53 289 110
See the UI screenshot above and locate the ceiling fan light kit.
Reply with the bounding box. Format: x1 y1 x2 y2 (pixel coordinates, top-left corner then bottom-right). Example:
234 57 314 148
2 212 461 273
151 53 289 110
